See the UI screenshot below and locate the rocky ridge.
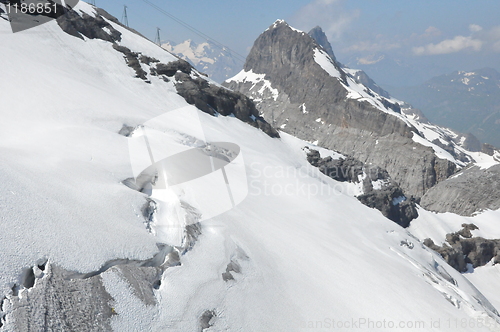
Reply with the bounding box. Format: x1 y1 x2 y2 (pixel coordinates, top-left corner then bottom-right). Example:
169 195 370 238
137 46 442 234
52 3 277 138
224 21 455 199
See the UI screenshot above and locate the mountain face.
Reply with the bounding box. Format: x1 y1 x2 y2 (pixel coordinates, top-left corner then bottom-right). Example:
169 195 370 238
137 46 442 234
3 3 500 331
162 39 241 83
224 21 500 216
391 68 500 148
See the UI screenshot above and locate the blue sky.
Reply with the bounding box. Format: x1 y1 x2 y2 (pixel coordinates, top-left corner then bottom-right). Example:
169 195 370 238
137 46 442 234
94 0 500 86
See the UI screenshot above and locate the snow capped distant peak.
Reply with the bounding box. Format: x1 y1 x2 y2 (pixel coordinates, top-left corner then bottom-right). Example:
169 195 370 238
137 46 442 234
460 71 476 76
161 39 240 82
162 40 215 65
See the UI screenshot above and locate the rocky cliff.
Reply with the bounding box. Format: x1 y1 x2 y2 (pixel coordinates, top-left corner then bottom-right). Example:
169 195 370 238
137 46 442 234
420 165 500 216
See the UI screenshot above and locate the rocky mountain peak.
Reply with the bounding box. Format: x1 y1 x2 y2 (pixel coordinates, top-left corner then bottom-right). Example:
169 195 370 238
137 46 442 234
225 21 476 202
244 19 316 74
308 26 337 62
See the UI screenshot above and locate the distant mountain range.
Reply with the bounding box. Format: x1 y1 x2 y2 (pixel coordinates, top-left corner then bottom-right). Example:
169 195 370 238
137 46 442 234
391 68 500 148
161 39 241 83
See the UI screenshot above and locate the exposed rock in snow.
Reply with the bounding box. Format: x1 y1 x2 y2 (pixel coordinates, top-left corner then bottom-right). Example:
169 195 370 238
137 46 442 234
57 6 122 42
174 71 279 138
306 149 418 227
424 224 500 272
4 264 114 332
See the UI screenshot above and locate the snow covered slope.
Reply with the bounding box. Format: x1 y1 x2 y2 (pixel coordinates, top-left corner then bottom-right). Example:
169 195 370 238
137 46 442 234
1 4 500 331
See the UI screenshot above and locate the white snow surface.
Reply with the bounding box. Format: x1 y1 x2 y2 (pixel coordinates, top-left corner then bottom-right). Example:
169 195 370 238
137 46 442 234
410 207 500 316
466 264 500 313
1 6 500 331
313 48 341 78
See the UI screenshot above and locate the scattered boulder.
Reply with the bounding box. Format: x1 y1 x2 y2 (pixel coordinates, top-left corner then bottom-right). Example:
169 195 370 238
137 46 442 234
152 60 193 77
357 188 418 228
307 150 363 182
112 44 148 80
222 260 242 282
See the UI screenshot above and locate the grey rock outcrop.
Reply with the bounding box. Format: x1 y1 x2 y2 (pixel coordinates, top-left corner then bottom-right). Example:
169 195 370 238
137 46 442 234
461 133 482 152
112 44 149 80
482 143 498 156
424 224 500 272
306 149 363 182
224 21 457 199
420 165 500 216
307 149 418 227
57 6 122 42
